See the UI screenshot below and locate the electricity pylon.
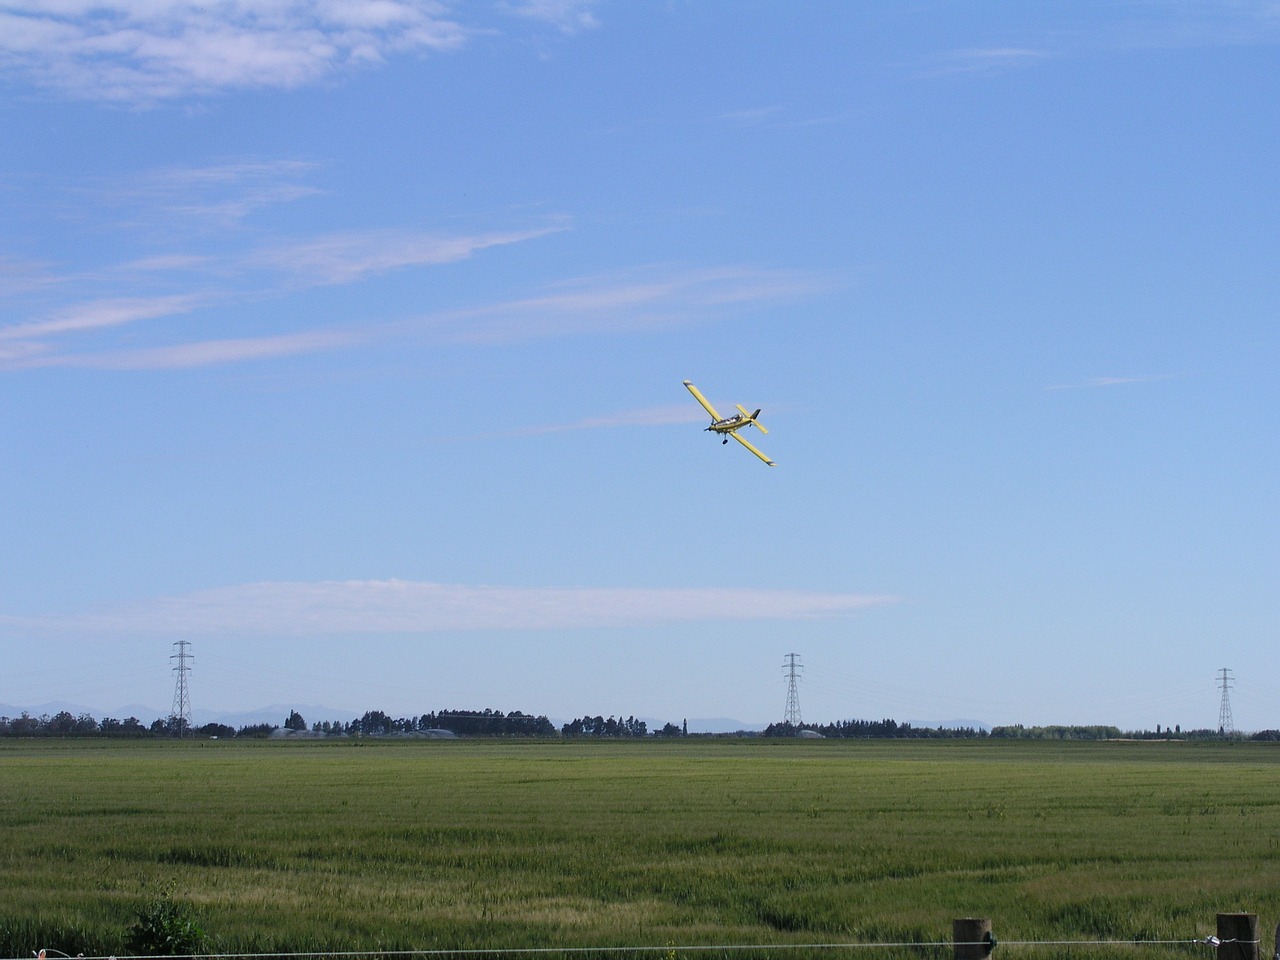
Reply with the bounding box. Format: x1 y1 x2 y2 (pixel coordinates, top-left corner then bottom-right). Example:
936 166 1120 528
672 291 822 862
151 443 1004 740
1217 667 1234 735
170 641 193 737
783 653 803 726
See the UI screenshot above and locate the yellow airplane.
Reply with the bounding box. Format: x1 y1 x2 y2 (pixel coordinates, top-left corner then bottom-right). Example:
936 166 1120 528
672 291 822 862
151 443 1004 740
683 380 775 466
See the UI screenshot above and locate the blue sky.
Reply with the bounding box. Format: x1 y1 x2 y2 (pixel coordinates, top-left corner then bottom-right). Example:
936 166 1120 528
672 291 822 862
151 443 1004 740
1 1 1276 731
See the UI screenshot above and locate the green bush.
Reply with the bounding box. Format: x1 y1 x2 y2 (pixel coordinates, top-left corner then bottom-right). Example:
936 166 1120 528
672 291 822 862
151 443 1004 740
125 888 207 957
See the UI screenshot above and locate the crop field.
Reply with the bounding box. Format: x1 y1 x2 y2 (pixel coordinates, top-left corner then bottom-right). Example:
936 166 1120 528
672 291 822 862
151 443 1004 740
2 738 1279 960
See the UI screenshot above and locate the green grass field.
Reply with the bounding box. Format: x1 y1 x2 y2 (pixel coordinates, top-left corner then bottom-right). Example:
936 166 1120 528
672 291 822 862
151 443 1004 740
2 738 1278 959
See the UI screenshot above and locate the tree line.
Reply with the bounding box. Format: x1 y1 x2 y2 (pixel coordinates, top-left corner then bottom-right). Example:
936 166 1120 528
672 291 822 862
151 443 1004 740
0 712 184 738
2 708 1272 741
763 719 985 738
560 715 653 737
329 708 558 737
0 707 555 739
763 719 1272 741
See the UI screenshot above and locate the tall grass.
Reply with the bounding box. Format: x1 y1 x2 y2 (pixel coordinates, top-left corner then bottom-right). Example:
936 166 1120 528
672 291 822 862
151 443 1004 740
2 739 1278 959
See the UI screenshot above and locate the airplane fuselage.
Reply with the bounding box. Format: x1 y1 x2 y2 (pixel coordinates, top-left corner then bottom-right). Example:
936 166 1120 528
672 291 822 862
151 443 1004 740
706 416 751 434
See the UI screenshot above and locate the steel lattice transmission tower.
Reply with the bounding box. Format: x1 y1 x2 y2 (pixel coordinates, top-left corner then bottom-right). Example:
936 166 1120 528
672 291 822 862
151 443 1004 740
1217 667 1234 735
170 641 193 737
782 653 803 726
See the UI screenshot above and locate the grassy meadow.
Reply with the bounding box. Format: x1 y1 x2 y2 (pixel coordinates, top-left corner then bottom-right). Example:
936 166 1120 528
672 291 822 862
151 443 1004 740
2 737 1279 959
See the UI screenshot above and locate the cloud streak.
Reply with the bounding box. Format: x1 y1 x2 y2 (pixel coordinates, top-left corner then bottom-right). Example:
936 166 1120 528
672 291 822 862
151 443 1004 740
420 265 836 345
253 225 568 286
1046 374 1173 391
40 329 361 370
505 0 600 35
3 260 830 371
0 216 570 370
0 294 203 340
0 579 898 637
512 405 706 436
0 1 470 103
921 4 1280 80
925 47 1052 77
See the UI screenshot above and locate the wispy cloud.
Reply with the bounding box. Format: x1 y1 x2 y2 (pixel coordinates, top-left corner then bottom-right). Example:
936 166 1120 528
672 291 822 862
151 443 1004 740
0 255 64 297
253 225 568 286
0 2 470 103
2 151 830 373
927 47 1052 77
720 105 784 126
37 329 360 371
504 0 600 35
0 294 203 340
422 264 836 345
0 203 570 370
719 105 853 130
511 404 705 437
1046 374 1173 391
0 579 897 637
1103 1 1280 51
1 261 826 372
922 3 1280 79
118 254 213 273
97 160 322 230
0 294 208 365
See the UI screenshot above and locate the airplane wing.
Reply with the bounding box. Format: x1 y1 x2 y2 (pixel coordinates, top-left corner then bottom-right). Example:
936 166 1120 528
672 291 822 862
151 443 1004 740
733 431 775 466
683 380 722 421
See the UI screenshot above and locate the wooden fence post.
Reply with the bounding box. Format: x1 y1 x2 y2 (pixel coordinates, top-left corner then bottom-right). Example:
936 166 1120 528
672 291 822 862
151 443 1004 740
953 918 993 960
1216 913 1258 960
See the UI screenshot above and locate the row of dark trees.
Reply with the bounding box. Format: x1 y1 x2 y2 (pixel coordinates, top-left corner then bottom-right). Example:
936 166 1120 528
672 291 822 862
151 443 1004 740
0 712 251 739
763 719 984 738
4 709 1275 741
560 715 650 737
332 708 558 737
0 708 558 739
988 723 1275 740
764 719 1279 741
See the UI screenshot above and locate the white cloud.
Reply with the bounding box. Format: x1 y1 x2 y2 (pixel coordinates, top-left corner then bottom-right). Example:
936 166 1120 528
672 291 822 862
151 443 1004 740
0 150 828 373
504 0 599 35
0 1 469 102
424 265 837 344
0 294 203 340
2 260 830 371
1046 374 1173 391
254 225 567 285
929 47 1052 76
37 328 359 370
923 4 1280 80
119 254 214 273
0 294 208 365
0 255 63 297
514 404 706 436
101 159 322 229
719 105 853 130
0 579 897 637
1104 2 1280 51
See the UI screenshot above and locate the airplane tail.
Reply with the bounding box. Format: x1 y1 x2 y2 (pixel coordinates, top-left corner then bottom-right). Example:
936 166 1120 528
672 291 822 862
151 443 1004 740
736 404 768 434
